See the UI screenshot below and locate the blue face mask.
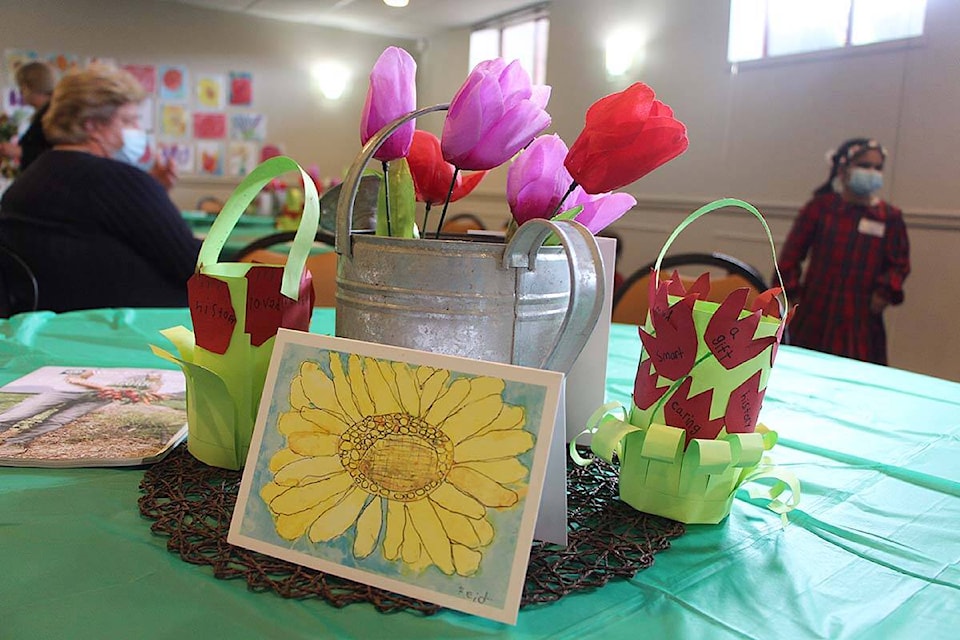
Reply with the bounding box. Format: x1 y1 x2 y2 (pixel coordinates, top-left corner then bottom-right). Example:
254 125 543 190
848 168 883 196
113 128 147 165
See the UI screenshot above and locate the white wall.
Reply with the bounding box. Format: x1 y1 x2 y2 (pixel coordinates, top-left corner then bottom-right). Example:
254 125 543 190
418 0 960 382
2 0 958 381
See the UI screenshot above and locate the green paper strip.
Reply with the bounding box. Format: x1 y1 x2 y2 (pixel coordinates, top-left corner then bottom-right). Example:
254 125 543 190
740 466 802 516
197 156 320 300
640 422 684 462
684 438 732 475
726 431 766 467
572 401 630 465
655 197 788 314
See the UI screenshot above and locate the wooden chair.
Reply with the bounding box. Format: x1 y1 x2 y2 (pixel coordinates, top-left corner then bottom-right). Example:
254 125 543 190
611 252 768 325
0 243 39 318
234 230 338 307
440 213 486 234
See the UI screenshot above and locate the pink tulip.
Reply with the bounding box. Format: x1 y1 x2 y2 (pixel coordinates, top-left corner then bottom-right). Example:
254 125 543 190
571 189 637 234
441 59 551 170
361 47 417 162
506 134 572 224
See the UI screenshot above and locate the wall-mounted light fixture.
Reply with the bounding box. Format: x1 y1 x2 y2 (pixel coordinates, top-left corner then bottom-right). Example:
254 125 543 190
383 0 409 7
312 61 350 100
605 28 644 77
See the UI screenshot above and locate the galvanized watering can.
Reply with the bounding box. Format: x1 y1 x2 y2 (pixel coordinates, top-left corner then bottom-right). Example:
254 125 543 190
334 104 605 373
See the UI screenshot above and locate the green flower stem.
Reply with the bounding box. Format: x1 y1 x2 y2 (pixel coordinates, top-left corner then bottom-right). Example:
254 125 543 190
435 167 460 239
381 160 392 236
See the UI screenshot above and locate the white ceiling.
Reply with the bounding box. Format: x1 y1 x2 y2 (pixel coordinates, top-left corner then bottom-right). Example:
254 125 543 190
160 0 540 39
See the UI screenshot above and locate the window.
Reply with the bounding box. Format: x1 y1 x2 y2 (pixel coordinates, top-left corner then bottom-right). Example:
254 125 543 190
469 5 549 84
728 0 927 64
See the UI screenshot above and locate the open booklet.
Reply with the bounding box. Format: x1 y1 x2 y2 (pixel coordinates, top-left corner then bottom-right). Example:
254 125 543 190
0 366 188 468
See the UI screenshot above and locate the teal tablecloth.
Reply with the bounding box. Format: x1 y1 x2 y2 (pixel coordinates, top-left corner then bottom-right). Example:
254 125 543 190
1 309 959 639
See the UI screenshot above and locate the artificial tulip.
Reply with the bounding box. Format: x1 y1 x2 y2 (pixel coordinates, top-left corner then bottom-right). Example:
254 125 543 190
441 58 551 170
570 189 637 234
564 82 688 194
360 47 417 162
506 135 571 225
407 130 486 205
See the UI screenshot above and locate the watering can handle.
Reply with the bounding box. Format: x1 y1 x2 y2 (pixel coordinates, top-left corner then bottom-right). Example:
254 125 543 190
335 103 450 259
504 218 605 373
196 156 319 300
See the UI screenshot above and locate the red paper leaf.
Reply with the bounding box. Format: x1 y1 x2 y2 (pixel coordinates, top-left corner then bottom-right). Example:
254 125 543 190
633 356 671 410
750 286 783 318
244 266 314 347
704 288 777 370
666 270 710 299
724 369 766 434
639 292 697 381
663 377 724 446
188 274 236 355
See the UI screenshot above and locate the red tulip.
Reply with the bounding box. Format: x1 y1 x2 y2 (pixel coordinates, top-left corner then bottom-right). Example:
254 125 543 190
564 82 689 194
407 130 486 205
724 370 766 434
639 281 698 381
704 288 778 370
633 357 671 410
663 377 724 447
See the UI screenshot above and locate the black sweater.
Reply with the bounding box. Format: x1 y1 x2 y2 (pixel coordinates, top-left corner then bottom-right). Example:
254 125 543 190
0 150 201 311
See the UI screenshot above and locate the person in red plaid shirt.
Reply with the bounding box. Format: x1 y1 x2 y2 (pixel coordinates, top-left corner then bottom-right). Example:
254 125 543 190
778 138 910 365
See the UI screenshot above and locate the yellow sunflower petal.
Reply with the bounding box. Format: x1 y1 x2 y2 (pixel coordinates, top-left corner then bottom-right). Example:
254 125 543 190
289 375 311 410
443 395 507 444
329 353 362 424
429 481 486 519
452 544 482 577
348 354 376 416
471 515 494 546
392 362 421 416
424 378 471 425
268 448 304 473
299 361 339 411
477 404 525 434
401 507 422 564
417 367 449 410
406 498 455 575
287 432 340 457
447 466 519 508
277 410 322 436
307 486 367 543
299 407 351 434
433 503 482 549
458 458 529 484
274 456 346 486
459 376 505 408
274 495 346 541
353 497 382 559
270 470 352 509
383 499 405 561
259 481 286 504
454 430 535 463
363 357 402 414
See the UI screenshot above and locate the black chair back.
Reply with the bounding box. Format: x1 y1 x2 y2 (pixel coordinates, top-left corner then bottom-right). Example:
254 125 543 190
0 243 39 318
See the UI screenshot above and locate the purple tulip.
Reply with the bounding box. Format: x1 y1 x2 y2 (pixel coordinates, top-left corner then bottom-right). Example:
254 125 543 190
507 134 574 225
571 189 637 234
441 59 551 170
361 47 417 162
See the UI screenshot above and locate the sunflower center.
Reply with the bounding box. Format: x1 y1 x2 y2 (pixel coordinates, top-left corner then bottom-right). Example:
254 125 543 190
339 412 454 502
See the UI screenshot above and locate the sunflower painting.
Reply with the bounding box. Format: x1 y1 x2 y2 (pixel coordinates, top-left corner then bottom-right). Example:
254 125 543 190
230 331 563 623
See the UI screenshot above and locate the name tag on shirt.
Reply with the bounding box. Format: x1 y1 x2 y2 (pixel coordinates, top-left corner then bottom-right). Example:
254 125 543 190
858 218 886 238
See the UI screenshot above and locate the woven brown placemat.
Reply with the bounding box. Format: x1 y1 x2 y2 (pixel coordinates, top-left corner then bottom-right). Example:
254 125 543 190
139 444 684 615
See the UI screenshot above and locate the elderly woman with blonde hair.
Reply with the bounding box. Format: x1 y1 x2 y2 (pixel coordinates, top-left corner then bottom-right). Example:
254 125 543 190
0 64 200 312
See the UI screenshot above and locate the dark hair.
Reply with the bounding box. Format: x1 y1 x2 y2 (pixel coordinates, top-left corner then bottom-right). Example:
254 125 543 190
813 137 887 196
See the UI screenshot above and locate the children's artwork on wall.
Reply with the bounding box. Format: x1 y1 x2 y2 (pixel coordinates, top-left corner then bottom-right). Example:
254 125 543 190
159 103 189 138
196 140 224 176
228 330 564 625
85 56 117 68
193 112 227 140
46 52 81 75
229 112 266 142
195 73 225 111
228 71 253 106
2 86 28 112
158 65 188 102
138 98 155 135
158 140 194 174
226 141 259 178
4 49 38 82
122 64 157 94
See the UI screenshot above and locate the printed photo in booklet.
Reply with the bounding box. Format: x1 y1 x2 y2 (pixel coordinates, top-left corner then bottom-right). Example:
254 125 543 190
0 366 188 467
